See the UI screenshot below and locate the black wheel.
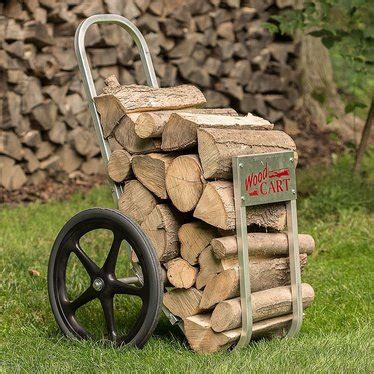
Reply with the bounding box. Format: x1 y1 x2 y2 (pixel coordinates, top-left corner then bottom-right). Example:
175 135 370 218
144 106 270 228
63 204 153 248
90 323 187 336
48 208 163 348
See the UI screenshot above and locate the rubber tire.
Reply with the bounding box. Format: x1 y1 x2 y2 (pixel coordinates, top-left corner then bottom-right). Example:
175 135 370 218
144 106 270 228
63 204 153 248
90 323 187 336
48 208 163 348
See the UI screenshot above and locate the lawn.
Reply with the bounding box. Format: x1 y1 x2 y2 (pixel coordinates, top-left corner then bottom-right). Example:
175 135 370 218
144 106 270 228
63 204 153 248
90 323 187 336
1 152 373 373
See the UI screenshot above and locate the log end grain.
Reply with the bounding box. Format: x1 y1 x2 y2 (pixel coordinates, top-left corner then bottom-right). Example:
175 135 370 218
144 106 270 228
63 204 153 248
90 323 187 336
165 154 205 212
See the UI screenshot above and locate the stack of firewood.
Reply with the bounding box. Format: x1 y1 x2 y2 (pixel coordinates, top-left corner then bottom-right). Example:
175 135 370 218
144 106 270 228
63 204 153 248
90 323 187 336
96 75 315 354
0 0 301 192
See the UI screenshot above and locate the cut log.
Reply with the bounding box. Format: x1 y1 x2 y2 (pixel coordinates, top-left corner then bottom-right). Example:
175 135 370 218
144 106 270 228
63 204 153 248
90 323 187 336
165 154 205 212
107 149 132 183
165 258 198 289
196 246 238 289
94 93 126 138
132 153 175 199
133 108 238 139
197 128 297 179
94 78 206 137
31 100 57 131
0 131 23 161
184 314 293 354
211 283 315 332
141 204 181 262
118 180 157 225
163 287 203 319
211 233 315 259
199 254 308 309
178 222 217 266
162 113 273 151
194 181 287 230
113 115 162 154
0 156 27 190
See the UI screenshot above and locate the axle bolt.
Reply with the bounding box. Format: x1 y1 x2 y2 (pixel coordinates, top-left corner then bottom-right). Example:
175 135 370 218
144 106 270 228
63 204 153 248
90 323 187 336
92 278 104 291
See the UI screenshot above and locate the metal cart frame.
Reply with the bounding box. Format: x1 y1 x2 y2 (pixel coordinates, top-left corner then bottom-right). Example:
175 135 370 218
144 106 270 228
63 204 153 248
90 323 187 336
74 14 303 349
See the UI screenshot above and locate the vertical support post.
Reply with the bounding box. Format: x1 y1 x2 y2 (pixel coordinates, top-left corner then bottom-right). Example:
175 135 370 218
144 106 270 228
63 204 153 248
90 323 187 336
233 158 253 348
286 199 303 337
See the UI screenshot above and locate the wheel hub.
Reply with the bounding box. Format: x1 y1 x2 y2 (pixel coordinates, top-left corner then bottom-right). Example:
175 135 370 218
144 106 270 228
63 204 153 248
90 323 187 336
92 277 104 291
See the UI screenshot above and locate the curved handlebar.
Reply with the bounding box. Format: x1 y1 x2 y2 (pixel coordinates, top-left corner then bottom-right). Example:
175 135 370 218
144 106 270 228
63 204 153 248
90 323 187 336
74 14 158 203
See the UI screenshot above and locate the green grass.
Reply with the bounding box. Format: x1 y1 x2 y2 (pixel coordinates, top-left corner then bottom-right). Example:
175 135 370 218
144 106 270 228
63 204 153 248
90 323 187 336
1 152 373 373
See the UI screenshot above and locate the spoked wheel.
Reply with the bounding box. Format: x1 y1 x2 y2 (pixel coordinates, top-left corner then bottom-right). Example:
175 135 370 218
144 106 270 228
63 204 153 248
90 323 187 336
48 208 163 348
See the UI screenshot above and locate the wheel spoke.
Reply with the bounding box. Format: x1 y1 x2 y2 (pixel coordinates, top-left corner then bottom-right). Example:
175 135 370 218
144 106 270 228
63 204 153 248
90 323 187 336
70 287 96 312
103 234 122 274
73 243 100 276
111 279 144 298
100 296 116 341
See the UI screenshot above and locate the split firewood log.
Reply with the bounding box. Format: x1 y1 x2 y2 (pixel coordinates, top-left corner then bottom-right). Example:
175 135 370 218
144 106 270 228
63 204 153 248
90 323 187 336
113 114 162 154
165 258 198 289
178 222 218 265
211 283 315 332
197 128 297 179
94 75 206 137
141 204 181 262
199 254 307 309
133 108 238 139
184 314 293 354
161 113 273 151
0 156 27 190
165 154 205 212
107 149 133 183
132 153 175 199
0 131 23 160
196 246 238 289
118 180 157 225
163 287 203 319
194 181 287 230
211 232 315 259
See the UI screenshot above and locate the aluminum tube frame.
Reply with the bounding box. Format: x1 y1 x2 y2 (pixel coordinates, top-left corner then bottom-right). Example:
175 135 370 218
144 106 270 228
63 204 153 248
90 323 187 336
232 157 303 349
233 158 253 348
74 14 158 204
74 14 179 327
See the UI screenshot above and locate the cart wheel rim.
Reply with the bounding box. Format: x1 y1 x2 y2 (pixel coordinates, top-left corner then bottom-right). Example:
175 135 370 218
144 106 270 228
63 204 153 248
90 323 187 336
48 208 163 347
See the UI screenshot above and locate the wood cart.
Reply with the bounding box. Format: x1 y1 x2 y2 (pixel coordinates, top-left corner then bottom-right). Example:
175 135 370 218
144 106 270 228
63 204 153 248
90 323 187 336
47 14 303 350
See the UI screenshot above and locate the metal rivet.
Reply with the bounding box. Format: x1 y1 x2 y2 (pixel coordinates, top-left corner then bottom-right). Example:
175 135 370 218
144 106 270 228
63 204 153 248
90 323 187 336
239 163 243 168
289 157 294 162
292 189 296 194
92 277 104 291
241 196 245 201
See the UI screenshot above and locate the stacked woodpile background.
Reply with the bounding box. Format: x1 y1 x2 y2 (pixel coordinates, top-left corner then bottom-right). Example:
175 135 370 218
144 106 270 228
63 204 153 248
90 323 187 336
0 0 304 193
99 76 315 353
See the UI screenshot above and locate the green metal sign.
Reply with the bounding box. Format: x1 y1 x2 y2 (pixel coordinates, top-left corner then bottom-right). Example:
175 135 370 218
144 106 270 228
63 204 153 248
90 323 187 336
236 151 297 207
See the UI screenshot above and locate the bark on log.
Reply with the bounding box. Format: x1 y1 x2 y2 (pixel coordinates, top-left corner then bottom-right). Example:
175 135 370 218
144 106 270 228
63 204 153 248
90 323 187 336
163 287 203 319
141 204 181 262
194 181 287 230
211 233 315 259
161 113 273 151
211 283 315 332
178 222 218 266
184 314 293 354
94 77 206 137
118 180 157 225
197 128 297 179
113 114 162 154
132 153 175 199
133 108 238 139
199 254 307 309
165 258 198 289
165 154 205 212
107 149 132 183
